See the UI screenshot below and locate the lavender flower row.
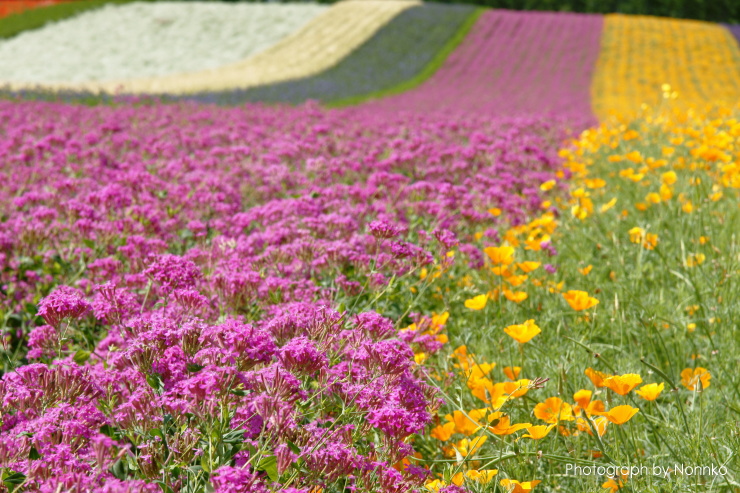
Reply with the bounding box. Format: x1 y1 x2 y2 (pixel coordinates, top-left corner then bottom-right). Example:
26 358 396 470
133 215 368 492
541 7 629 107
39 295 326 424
364 9 603 124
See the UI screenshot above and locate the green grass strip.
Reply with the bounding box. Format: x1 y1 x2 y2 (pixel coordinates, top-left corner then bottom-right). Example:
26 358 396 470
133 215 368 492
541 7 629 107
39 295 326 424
326 7 485 108
0 0 152 40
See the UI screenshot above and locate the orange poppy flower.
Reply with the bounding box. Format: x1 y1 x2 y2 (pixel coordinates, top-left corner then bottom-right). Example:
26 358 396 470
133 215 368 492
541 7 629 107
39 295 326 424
680 367 711 391
562 290 599 311
500 479 541 493
603 374 643 395
503 289 528 303
521 424 556 440
635 382 664 401
503 366 521 381
585 367 611 388
533 397 574 423
605 405 639 425
484 246 515 265
503 320 541 344
464 294 488 310
573 389 592 408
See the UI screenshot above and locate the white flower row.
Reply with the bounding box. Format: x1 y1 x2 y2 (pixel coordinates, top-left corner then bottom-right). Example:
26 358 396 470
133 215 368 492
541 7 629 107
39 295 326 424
0 1 327 83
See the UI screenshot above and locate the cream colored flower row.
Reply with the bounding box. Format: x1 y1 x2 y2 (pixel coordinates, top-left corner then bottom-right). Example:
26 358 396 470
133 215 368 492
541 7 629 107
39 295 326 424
1 0 419 95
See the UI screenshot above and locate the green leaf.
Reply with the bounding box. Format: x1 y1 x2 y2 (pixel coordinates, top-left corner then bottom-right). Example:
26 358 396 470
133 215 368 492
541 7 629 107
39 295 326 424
110 459 127 480
145 373 164 393
200 454 211 473
99 424 116 438
73 350 91 365
29 446 41 460
2 469 26 487
257 455 278 482
286 440 301 455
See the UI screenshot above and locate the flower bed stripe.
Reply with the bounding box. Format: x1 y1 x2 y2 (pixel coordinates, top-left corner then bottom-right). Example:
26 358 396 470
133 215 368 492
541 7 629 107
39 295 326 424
184 3 478 105
359 9 603 123
0 0 145 39
2 0 419 95
0 1 72 19
0 2 328 84
591 15 740 119
725 24 740 47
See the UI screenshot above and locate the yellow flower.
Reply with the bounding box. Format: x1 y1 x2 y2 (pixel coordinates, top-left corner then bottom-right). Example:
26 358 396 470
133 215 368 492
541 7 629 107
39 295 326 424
644 233 659 250
682 200 694 213
503 366 521 380
488 207 502 217
562 290 599 311
626 150 643 163
603 374 643 396
452 436 487 457
516 261 540 273
504 320 541 344
585 178 606 189
500 479 541 493
425 479 447 492
646 192 661 204
464 294 488 311
635 382 664 401
699 236 709 245
466 469 498 483
628 226 645 244
680 367 711 391
521 424 555 440
605 405 639 425
629 227 658 249
576 416 608 436
579 265 593 275
659 183 673 200
505 274 528 287
534 397 574 423
484 246 515 265
600 197 617 213
503 289 528 303
686 253 705 267
661 170 677 185
540 180 556 191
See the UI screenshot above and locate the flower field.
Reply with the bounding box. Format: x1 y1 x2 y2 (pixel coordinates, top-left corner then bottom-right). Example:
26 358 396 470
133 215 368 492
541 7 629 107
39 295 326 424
187 3 478 105
0 2 327 83
363 10 603 121
1 2 740 493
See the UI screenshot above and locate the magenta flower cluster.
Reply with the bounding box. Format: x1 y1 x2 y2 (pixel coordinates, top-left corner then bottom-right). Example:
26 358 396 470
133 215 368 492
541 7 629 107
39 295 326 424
0 100 573 491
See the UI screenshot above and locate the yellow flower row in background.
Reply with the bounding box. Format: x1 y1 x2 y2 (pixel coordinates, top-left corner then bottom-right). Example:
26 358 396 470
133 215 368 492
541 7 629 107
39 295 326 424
591 14 740 119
